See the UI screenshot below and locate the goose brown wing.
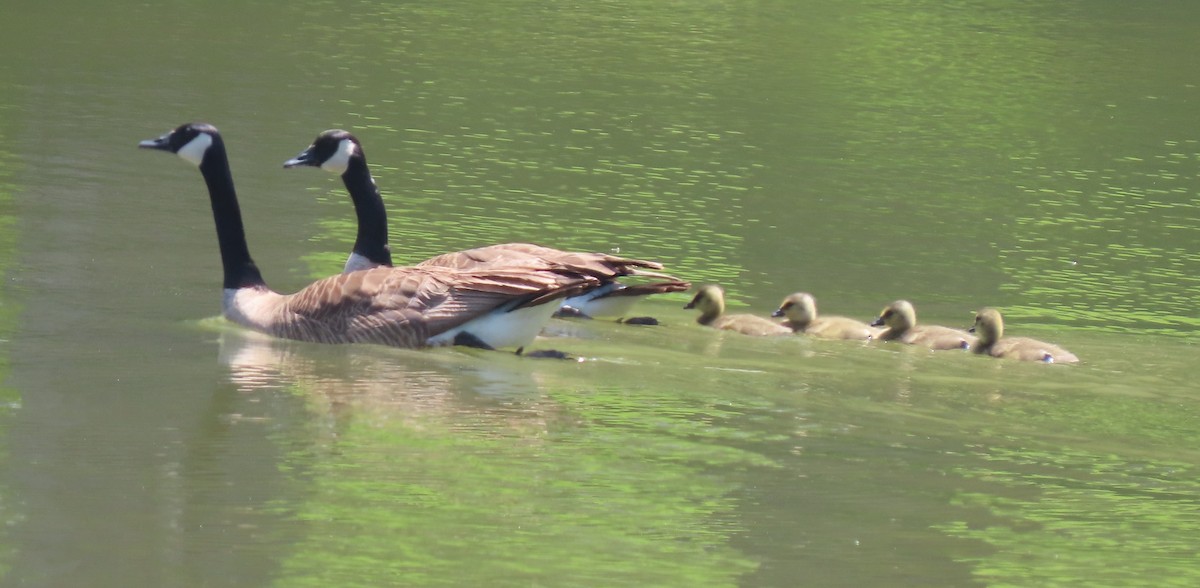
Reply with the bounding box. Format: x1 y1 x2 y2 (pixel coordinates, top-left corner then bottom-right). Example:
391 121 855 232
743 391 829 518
279 265 596 346
416 242 681 282
417 243 565 270
594 280 691 298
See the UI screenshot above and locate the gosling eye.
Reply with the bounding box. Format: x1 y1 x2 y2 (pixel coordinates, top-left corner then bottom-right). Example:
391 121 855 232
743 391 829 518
881 310 892 319
781 302 793 310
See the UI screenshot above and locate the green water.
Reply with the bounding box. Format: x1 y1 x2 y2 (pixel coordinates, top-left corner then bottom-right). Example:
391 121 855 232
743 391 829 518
0 1 1197 586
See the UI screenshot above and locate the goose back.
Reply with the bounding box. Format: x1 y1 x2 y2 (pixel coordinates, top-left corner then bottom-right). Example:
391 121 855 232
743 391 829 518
225 265 593 348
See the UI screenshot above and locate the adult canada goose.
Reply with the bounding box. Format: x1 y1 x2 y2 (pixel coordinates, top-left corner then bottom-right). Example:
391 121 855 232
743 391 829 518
281 129 689 319
684 285 791 336
139 122 620 352
968 307 1079 363
871 300 974 350
771 292 879 340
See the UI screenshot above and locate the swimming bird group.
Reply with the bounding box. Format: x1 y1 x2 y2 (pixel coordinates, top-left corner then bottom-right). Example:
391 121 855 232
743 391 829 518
140 122 1078 364
685 286 1078 363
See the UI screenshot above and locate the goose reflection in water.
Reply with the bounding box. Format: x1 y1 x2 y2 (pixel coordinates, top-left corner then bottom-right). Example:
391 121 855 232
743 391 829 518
215 330 564 439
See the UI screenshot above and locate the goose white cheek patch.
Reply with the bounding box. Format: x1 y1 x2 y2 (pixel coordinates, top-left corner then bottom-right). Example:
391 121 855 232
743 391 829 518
177 132 214 167
320 138 356 173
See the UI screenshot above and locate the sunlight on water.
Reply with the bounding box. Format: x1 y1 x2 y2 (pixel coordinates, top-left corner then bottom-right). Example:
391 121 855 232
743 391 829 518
942 446 1200 587
1007 139 1200 333
0 125 20 579
216 331 762 587
289 1 764 289
0 0 1198 586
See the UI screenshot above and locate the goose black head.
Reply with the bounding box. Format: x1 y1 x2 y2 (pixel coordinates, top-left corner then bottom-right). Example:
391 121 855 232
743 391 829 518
139 122 221 167
284 129 362 174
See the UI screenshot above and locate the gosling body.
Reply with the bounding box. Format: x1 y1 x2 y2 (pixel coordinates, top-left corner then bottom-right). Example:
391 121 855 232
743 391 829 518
772 292 879 340
871 300 974 350
969 307 1079 363
685 285 791 336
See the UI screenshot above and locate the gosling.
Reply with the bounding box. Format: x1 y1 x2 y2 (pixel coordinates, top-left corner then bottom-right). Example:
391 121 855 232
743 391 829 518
772 292 879 340
871 300 975 350
684 285 792 336
968 307 1079 363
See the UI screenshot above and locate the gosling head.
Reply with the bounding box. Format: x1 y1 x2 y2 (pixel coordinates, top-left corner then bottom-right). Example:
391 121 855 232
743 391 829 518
684 284 725 314
871 299 917 330
284 129 364 175
684 284 732 326
771 292 817 326
139 122 222 168
968 307 1004 345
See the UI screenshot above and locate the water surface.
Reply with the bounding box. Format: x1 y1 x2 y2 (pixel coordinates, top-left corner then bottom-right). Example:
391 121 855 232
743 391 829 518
0 1 1197 586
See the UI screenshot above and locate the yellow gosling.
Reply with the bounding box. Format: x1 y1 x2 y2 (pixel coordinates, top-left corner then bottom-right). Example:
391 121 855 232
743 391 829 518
871 300 974 350
969 307 1079 363
772 292 880 340
684 285 792 336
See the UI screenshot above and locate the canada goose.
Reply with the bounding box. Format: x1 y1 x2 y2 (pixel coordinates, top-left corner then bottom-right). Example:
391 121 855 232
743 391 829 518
871 300 974 350
968 307 1079 363
684 285 791 336
771 292 879 340
282 129 689 319
139 122 619 352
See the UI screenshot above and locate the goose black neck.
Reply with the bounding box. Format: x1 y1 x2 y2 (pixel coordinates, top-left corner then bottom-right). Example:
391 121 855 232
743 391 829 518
341 156 393 266
198 139 266 289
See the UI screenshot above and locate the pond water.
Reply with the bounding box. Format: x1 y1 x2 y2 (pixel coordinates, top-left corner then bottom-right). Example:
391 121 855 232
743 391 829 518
0 1 1197 586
